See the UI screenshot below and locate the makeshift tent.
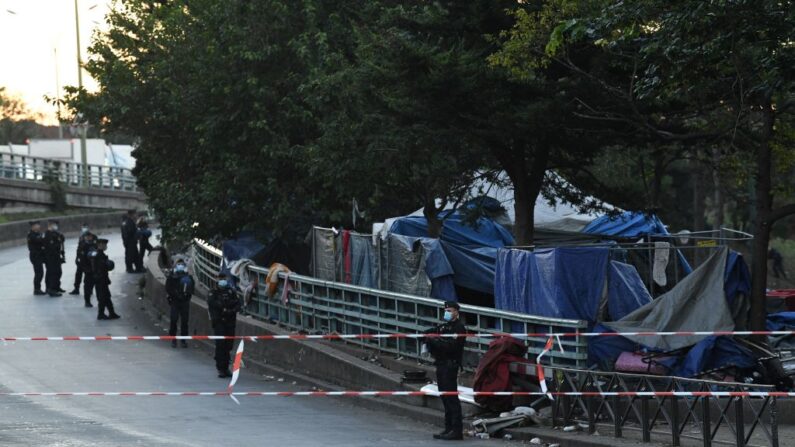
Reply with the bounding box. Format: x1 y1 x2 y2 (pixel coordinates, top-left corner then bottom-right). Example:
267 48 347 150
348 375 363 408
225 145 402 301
583 211 668 238
607 261 653 321
494 247 611 323
220 232 310 285
310 227 455 300
388 210 514 294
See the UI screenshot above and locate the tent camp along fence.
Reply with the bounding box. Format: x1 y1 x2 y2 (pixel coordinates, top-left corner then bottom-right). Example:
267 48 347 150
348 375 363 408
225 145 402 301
0 153 137 191
191 238 589 368
509 364 779 447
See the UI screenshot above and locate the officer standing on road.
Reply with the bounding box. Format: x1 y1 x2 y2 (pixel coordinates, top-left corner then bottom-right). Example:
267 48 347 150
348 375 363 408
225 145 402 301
136 217 153 272
92 238 121 320
166 258 195 348
27 221 47 295
70 223 95 296
208 273 240 378
79 232 98 308
43 220 65 297
425 301 466 441
121 210 140 273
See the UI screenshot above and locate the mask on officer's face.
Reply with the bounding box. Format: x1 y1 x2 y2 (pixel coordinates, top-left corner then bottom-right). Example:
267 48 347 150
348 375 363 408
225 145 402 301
81 227 89 234
218 279 229 288
174 264 186 273
443 311 453 322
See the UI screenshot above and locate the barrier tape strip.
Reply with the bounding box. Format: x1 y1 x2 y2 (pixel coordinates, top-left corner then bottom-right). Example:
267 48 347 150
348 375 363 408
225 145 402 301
0 391 791 398
2 330 794 342
227 340 245 404
536 337 554 400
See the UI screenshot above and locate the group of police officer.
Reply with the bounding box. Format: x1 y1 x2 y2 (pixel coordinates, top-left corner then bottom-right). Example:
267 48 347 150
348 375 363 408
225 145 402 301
27 220 119 320
27 216 465 437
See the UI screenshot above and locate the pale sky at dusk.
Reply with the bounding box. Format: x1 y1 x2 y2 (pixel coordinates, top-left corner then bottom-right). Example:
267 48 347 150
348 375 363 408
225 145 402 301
0 0 111 125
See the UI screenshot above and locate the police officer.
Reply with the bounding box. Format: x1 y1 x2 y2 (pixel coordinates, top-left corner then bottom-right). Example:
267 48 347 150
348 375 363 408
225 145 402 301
136 218 153 272
79 232 98 307
43 220 65 297
425 301 466 441
208 273 240 377
70 223 95 295
92 238 121 320
121 210 140 273
166 258 195 348
27 221 47 295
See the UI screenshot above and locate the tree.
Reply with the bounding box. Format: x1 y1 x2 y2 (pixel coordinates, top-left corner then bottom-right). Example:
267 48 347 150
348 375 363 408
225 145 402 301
496 0 795 329
0 87 40 144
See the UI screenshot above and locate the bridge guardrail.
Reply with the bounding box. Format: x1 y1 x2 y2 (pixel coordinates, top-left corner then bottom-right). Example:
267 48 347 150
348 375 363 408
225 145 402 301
191 238 589 368
0 153 138 192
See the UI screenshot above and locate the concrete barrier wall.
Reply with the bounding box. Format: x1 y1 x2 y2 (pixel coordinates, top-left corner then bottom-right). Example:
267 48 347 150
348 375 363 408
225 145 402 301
0 211 125 249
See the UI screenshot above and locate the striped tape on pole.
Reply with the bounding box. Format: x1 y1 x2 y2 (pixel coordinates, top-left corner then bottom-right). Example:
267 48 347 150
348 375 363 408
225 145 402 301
535 337 554 400
227 340 245 404
3 330 795 342
0 390 790 398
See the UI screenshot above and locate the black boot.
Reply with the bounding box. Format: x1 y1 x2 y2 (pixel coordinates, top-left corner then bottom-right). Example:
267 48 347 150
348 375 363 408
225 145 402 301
69 289 80 295
181 340 189 348
108 313 121 320
34 289 46 296
433 430 451 440
97 314 109 320
438 432 463 441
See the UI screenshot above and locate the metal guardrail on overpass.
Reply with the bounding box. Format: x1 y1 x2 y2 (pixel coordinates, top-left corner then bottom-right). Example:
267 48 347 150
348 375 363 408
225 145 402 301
191 238 589 368
0 153 138 192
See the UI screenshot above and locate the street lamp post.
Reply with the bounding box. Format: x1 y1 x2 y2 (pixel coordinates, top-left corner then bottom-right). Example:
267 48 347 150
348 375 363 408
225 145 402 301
74 0 89 186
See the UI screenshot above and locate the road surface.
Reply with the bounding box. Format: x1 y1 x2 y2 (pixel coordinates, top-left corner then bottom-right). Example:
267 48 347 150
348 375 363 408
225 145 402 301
0 230 501 446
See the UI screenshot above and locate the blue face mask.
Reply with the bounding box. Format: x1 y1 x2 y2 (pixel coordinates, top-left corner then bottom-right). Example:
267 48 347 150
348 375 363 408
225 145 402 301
174 264 186 273
443 311 454 322
218 279 229 288
81 227 89 234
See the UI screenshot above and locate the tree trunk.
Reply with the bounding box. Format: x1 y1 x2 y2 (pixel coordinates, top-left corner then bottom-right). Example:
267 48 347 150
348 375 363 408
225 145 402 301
423 202 443 239
748 99 774 332
692 158 706 231
511 146 550 246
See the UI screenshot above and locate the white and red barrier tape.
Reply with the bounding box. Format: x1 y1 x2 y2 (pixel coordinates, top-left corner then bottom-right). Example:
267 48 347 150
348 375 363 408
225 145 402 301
1 330 794 342
0 390 790 398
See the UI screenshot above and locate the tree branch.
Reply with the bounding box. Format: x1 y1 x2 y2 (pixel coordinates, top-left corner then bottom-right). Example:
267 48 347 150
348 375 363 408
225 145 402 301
770 203 795 224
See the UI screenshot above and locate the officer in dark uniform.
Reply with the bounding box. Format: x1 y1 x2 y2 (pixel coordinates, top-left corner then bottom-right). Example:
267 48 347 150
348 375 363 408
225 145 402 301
79 232 98 307
121 210 139 273
92 238 120 320
70 223 95 295
27 221 47 295
136 218 153 272
166 258 195 348
208 273 240 377
43 220 65 297
425 301 467 441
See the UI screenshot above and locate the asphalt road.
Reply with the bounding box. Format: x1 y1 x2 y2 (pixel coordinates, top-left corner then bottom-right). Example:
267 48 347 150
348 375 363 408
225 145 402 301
0 230 504 446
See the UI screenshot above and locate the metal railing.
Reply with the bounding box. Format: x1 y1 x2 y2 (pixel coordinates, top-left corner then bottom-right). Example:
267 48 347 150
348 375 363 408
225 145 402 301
0 153 138 191
190 238 589 368
511 364 778 447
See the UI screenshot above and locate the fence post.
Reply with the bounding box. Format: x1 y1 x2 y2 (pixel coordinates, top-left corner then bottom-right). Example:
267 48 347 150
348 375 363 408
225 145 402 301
734 397 744 447
641 396 651 443
771 397 779 447
702 396 711 447
587 395 596 434
613 394 623 438
671 395 680 446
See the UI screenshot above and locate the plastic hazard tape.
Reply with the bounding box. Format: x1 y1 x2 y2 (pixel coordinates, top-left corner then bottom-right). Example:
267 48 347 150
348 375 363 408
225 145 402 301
1 391 793 398
2 330 795 342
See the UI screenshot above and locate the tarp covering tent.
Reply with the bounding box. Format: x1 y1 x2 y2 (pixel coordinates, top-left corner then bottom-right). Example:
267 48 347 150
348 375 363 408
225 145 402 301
494 247 611 323
310 227 455 299
607 261 653 321
220 232 310 284
388 210 515 294
605 248 733 351
583 211 668 238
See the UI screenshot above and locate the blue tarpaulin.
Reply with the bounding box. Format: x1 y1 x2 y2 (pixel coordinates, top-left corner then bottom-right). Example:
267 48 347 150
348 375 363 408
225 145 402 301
608 261 653 321
583 211 668 238
494 247 610 323
386 234 457 301
389 211 515 294
725 250 751 307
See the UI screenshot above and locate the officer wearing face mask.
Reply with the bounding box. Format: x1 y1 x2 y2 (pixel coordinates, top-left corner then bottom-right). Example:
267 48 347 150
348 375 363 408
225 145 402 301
70 223 95 296
166 258 195 348
27 221 47 295
43 220 65 297
208 273 240 378
424 301 466 441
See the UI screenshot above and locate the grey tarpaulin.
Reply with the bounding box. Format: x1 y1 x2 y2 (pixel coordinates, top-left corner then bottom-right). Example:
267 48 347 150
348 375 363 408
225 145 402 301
605 247 733 351
311 227 338 281
349 232 376 288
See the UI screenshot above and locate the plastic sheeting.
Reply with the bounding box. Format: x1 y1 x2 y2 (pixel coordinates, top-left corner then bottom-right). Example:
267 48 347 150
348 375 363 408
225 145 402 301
494 247 609 323
725 250 751 330
382 235 456 300
665 336 756 378
583 211 668 237
310 228 376 288
389 211 515 294
606 248 734 351
607 261 653 321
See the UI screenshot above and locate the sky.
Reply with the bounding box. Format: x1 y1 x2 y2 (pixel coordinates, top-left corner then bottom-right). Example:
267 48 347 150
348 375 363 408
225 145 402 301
0 0 111 125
